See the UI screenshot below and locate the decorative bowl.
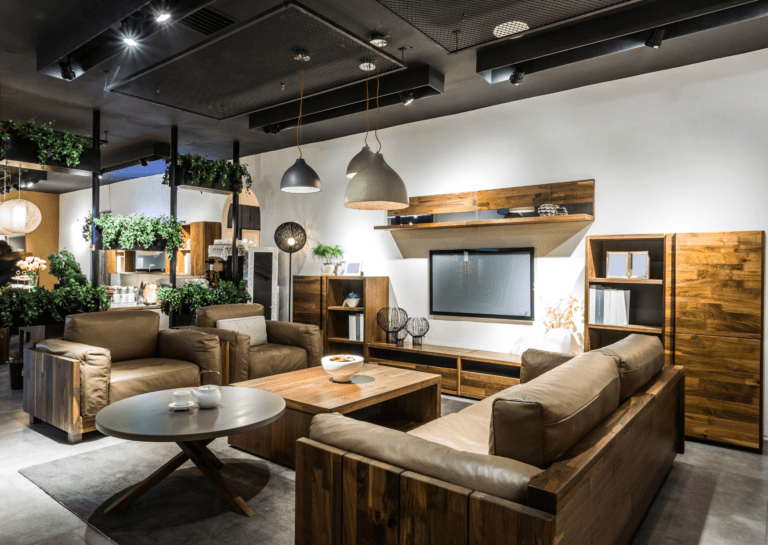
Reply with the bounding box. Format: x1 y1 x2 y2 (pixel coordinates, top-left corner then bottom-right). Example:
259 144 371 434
344 298 361 308
322 355 364 383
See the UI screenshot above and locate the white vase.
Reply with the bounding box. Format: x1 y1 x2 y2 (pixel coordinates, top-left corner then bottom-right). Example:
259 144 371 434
543 328 571 354
320 264 334 276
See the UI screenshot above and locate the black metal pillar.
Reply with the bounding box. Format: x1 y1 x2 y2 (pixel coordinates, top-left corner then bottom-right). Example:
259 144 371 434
169 126 178 290
90 108 101 285
231 141 240 283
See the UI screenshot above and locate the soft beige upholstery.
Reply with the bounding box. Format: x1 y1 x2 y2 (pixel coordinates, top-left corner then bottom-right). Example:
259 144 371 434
595 334 665 402
35 338 111 417
248 343 307 378
265 320 322 368
407 412 490 454
63 311 159 363
158 329 221 375
310 413 542 503
195 303 264 328
520 348 574 383
109 358 200 404
177 325 251 383
490 352 620 468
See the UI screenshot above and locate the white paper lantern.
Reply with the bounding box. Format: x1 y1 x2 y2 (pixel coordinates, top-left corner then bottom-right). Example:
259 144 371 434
0 224 14 236
0 199 42 234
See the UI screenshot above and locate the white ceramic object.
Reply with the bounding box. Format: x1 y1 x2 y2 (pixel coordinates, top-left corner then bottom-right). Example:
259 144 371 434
169 401 196 411
190 384 222 409
344 298 361 308
543 327 572 354
320 263 334 276
321 355 364 383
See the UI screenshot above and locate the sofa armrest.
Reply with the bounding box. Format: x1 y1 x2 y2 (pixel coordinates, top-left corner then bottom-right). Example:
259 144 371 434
177 326 251 384
158 329 221 377
309 413 542 503
34 339 111 417
265 321 322 368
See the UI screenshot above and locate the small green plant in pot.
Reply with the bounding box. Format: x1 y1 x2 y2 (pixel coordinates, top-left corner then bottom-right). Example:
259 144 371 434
312 244 343 276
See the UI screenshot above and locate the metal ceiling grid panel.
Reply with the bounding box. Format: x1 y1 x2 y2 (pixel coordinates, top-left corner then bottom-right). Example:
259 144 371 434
111 3 403 120
376 0 638 51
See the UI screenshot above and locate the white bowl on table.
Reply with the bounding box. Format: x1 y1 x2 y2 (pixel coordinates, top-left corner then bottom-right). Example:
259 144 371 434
321 355 364 383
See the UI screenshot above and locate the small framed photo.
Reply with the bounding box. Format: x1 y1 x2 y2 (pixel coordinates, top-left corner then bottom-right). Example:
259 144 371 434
606 252 630 279
344 261 363 276
629 251 650 279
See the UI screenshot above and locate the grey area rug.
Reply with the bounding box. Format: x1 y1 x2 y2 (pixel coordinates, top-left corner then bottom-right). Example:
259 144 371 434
19 439 296 545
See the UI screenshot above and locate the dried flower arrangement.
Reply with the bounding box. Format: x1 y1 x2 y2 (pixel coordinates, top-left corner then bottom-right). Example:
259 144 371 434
543 296 583 333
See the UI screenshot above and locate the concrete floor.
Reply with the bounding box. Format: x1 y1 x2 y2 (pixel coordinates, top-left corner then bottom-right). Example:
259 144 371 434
1 364 767 545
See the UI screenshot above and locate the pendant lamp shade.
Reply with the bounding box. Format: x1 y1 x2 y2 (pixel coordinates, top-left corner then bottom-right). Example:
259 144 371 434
344 153 409 210
346 145 375 179
0 199 42 234
280 158 322 193
0 226 15 236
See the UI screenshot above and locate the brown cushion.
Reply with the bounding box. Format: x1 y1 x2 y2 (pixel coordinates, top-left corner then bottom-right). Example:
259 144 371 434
64 311 159 363
310 413 542 504
248 343 307 379
109 358 200 404
490 352 620 468
158 329 221 376
594 334 665 402
195 304 264 328
36 339 111 417
520 349 575 383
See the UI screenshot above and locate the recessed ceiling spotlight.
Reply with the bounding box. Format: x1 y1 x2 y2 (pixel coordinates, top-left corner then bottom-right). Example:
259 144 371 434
493 21 529 38
370 34 388 48
359 60 376 71
646 28 665 49
123 37 138 47
400 92 414 106
156 13 171 22
509 65 525 86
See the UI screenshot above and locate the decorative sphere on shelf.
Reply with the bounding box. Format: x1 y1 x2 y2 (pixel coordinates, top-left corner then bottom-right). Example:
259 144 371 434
377 307 408 344
405 317 430 346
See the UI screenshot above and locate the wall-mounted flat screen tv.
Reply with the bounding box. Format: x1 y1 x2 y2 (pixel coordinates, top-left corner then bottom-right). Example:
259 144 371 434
429 248 534 320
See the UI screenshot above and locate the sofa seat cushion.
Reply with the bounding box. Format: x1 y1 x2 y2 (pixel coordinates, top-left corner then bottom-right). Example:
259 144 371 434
594 334 665 402
109 358 200 405
64 310 159 363
408 412 490 454
248 343 307 379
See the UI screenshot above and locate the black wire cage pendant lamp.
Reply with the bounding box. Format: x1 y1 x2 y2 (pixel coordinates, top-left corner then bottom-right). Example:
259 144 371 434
281 52 322 194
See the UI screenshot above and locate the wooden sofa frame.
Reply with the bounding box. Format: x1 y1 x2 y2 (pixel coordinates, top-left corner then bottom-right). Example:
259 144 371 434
295 365 684 545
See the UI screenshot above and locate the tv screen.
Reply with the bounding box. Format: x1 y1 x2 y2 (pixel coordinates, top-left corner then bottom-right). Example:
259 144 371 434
429 248 534 320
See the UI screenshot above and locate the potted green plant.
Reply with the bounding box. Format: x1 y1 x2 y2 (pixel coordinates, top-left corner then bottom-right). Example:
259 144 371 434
312 244 343 276
82 213 185 260
157 280 251 324
0 120 99 174
344 291 361 308
162 153 253 195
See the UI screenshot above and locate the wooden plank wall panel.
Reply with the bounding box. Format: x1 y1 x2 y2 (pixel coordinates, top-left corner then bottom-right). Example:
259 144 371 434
675 231 764 338
676 334 761 449
476 184 551 210
190 222 221 277
469 493 556 545
294 276 324 329
549 180 595 206
399 472 470 545
389 191 477 217
663 234 675 367
295 439 345 545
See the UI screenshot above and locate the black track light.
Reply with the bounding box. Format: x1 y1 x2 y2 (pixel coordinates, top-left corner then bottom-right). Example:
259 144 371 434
509 66 525 86
59 57 76 81
140 158 148 167
646 28 665 49
400 92 414 106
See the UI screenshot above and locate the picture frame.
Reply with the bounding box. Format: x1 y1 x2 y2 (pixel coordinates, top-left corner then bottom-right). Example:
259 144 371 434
606 251 630 279
246 247 279 320
629 251 650 279
344 261 363 276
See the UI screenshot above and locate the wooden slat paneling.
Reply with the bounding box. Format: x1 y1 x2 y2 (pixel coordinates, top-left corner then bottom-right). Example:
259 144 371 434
459 370 519 399
296 438 345 545
399 472 470 545
294 275 324 329
469 492 556 545
388 191 477 217
476 184 551 211
549 180 595 205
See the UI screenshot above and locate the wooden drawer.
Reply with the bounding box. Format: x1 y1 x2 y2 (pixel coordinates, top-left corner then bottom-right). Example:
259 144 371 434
371 358 458 393
460 371 519 399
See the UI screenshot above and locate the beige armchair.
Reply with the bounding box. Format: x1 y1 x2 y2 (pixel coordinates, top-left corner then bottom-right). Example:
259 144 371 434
24 310 221 443
185 303 322 384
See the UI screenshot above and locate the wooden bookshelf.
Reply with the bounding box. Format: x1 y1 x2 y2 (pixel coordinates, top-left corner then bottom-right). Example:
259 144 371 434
584 234 674 366
374 214 594 232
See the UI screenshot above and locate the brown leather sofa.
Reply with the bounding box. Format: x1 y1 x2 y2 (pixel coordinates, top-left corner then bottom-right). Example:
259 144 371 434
296 334 685 545
184 303 322 384
23 311 221 443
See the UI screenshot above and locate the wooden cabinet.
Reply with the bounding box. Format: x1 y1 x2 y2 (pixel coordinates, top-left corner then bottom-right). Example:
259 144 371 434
674 231 764 451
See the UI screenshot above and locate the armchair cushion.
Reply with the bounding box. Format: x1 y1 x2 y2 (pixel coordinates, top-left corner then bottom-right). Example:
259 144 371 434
109 358 200 404
310 413 542 503
63 310 159 363
248 343 306 379
594 334 665 402
35 339 111 417
265 321 322 368
195 304 264 328
216 316 268 347
158 329 221 376
520 349 574 383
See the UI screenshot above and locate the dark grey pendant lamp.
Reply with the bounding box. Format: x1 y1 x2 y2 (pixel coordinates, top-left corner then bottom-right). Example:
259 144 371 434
281 53 321 194
344 56 409 210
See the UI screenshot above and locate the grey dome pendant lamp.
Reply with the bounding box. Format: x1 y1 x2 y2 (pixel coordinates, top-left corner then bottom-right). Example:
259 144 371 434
345 77 375 178
344 57 409 210
280 53 321 194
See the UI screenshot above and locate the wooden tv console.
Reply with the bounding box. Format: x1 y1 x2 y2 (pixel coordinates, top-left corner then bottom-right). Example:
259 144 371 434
368 341 520 399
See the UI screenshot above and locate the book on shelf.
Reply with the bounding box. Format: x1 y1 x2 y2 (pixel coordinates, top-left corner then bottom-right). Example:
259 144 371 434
349 315 358 341
348 314 365 342
589 286 630 327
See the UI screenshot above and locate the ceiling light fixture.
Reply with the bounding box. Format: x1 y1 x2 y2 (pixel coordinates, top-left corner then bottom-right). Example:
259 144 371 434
400 92 414 106
509 65 525 86
359 60 376 72
280 52 322 194
140 158 148 167
493 21 529 39
0 171 42 234
123 37 139 47
156 13 171 22
59 57 76 81
346 77 375 178
646 28 666 49
370 34 388 48
0 173 15 236
344 56 409 210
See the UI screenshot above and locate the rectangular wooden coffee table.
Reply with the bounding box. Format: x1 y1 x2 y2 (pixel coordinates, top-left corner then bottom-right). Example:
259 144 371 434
229 364 441 468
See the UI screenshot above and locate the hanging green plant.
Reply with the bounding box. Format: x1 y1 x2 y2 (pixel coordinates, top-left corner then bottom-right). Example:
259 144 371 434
82 213 185 260
0 120 92 168
161 153 253 194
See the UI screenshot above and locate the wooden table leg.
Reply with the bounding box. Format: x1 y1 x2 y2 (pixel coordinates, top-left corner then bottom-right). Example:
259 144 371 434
104 451 190 513
179 441 254 517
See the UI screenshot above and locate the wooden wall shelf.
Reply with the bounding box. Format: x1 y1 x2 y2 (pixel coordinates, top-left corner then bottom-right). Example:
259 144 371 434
588 277 663 285
588 323 663 334
374 214 594 232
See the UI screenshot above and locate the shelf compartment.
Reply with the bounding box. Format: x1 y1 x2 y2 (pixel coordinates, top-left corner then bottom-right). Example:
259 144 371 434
327 337 365 345
587 323 663 334
327 306 364 312
460 370 520 399
588 278 663 285
370 358 458 392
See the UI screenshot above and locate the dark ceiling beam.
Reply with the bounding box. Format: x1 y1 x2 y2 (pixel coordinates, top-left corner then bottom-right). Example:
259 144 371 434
477 0 759 83
249 65 444 133
101 142 171 173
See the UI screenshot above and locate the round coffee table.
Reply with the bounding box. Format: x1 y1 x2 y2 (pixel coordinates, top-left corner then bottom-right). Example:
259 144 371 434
95 386 285 517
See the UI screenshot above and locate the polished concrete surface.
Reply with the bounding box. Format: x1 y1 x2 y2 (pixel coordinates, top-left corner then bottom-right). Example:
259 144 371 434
1 364 766 544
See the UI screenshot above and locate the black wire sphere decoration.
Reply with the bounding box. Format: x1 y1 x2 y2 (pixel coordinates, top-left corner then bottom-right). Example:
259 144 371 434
405 317 430 346
377 307 408 344
395 326 409 347
274 222 307 253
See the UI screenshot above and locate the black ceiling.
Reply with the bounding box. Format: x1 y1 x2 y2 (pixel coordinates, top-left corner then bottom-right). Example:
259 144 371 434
2 0 768 194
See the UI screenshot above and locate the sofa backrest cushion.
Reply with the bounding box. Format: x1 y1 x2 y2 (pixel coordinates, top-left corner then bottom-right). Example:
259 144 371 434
520 349 574 383
196 304 264 328
64 311 159 363
594 334 665 402
490 352 620 468
216 316 268 347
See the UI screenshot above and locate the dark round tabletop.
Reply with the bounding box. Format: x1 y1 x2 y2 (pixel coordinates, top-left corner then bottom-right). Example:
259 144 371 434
95 386 286 443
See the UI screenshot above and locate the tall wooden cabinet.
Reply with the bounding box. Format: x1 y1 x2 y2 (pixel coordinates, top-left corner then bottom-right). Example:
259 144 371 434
674 231 764 451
